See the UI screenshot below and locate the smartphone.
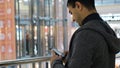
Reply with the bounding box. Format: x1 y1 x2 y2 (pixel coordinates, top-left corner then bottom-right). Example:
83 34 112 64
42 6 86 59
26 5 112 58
52 48 65 57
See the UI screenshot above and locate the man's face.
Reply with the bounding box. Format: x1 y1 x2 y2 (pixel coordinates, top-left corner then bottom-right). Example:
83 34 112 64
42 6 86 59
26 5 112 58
68 5 82 24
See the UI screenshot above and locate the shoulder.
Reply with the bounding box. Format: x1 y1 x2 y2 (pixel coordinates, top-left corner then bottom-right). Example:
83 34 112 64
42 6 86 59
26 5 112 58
71 28 106 53
72 26 106 48
72 20 108 44
75 29 104 42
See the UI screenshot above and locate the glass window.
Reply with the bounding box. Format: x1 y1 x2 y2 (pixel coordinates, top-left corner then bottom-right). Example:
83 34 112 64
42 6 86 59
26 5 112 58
15 0 35 58
15 0 68 58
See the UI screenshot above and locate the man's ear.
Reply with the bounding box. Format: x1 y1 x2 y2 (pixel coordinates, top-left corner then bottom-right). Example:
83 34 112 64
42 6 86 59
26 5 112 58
75 2 82 10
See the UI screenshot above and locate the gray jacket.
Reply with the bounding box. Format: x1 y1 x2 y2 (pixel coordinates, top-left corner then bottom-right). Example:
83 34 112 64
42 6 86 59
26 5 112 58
52 20 120 68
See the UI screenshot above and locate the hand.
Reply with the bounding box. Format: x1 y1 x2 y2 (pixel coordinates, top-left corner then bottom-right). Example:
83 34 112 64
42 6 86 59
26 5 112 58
62 51 69 63
50 51 62 64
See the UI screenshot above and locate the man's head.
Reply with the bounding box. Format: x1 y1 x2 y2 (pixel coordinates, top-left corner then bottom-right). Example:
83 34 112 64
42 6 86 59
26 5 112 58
67 0 97 25
67 0 95 10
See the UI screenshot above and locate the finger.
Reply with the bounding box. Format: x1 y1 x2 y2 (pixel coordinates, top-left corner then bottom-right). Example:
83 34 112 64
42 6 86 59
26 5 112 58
58 55 62 59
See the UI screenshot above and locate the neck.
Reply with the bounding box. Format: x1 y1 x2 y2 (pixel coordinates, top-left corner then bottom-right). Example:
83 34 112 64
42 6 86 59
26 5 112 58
79 9 97 26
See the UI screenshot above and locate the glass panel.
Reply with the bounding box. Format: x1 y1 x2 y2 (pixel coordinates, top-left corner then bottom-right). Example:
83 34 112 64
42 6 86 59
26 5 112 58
30 0 57 56
15 0 35 58
15 0 68 58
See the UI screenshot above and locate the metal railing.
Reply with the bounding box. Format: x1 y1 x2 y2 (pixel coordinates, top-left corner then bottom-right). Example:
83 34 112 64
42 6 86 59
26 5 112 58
0 55 51 68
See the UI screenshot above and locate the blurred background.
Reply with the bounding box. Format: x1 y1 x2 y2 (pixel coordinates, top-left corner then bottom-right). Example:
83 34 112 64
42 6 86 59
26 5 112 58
0 0 120 68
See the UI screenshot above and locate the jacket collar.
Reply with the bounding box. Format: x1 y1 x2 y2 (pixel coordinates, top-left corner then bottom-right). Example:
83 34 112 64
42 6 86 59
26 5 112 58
81 13 103 25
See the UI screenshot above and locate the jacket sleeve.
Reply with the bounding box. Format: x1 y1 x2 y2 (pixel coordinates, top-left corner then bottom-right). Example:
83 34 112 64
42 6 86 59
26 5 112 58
67 30 105 68
51 59 66 68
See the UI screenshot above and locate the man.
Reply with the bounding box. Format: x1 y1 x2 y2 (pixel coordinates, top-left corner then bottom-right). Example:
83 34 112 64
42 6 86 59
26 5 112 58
51 0 120 68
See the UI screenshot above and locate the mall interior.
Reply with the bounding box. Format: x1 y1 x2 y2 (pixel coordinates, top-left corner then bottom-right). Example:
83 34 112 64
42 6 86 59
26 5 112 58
0 0 120 68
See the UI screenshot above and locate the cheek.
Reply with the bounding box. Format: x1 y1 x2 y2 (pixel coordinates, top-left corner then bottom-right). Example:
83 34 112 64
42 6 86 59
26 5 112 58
73 15 78 20
72 11 79 21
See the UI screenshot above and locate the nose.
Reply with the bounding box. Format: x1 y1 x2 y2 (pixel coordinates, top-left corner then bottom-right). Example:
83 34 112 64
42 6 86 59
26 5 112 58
72 16 75 22
71 15 76 22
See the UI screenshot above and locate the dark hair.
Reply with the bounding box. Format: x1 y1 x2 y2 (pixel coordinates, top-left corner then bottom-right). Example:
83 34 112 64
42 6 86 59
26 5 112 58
67 0 95 10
